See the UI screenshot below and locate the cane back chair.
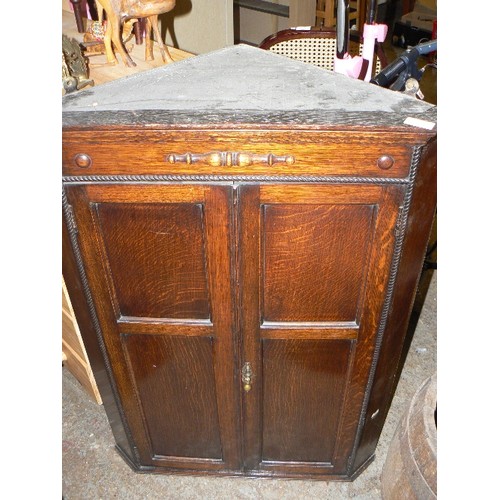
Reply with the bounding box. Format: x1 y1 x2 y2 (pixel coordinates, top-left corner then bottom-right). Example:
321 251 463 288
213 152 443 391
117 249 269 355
259 26 388 80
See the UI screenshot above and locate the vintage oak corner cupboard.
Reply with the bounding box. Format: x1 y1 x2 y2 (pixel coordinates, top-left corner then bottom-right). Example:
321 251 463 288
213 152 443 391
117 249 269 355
62 45 437 480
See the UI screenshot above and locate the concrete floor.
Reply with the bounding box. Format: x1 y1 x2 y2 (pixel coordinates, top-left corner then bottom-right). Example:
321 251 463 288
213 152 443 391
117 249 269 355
62 270 436 499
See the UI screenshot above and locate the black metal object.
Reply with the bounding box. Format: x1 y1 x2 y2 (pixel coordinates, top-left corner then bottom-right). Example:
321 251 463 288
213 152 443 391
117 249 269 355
366 0 378 25
370 39 436 90
234 0 289 18
336 0 350 58
392 21 433 49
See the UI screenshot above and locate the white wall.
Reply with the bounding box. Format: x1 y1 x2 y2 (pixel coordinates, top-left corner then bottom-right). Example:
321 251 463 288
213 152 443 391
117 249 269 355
236 0 316 46
162 0 234 55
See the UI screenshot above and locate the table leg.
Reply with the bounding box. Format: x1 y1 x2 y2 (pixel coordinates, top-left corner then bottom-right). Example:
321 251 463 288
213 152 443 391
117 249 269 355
70 0 85 33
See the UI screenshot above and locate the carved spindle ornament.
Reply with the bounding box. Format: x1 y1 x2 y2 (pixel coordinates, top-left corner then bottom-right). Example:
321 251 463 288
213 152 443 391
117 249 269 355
166 152 295 167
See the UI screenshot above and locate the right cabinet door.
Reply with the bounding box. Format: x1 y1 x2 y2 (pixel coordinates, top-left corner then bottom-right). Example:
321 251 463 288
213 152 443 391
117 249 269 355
239 183 405 477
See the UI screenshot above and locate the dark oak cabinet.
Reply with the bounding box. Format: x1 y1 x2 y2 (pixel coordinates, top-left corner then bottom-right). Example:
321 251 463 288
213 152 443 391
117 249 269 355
62 45 437 479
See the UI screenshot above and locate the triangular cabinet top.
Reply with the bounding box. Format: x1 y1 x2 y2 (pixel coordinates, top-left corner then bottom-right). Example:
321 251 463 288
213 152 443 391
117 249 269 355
62 44 436 133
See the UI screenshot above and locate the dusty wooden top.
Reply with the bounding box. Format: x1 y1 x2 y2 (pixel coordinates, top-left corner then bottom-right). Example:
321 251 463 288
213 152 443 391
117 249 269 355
62 44 437 133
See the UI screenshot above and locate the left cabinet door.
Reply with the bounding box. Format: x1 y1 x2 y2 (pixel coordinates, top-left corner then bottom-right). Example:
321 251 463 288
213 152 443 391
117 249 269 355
64 183 241 472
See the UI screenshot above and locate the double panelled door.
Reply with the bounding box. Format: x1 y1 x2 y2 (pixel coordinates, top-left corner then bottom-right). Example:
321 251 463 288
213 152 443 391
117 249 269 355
65 178 403 478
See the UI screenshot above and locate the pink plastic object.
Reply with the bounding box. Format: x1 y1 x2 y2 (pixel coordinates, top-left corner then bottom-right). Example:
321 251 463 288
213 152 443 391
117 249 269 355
362 23 388 81
334 54 364 79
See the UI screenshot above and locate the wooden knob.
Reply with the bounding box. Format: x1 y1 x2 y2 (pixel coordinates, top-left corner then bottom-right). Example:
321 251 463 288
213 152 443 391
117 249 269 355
74 153 92 168
377 155 394 170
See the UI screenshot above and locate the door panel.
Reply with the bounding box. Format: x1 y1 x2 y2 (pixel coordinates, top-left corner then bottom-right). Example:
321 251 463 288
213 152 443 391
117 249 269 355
262 203 375 323
122 334 222 460
96 203 210 320
261 339 353 463
65 183 240 471
239 183 404 475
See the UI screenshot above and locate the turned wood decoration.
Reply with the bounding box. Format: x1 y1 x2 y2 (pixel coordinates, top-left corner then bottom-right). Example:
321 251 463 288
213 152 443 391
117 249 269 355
166 152 296 167
95 0 176 67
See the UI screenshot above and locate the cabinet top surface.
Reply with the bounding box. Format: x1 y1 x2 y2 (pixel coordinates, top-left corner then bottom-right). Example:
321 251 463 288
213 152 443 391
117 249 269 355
62 44 436 133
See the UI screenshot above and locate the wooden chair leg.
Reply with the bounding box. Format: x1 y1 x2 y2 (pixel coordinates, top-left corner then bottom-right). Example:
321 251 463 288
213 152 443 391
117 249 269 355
134 18 146 45
70 0 85 33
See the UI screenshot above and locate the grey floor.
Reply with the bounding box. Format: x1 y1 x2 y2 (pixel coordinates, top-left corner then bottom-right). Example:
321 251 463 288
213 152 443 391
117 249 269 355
62 269 436 499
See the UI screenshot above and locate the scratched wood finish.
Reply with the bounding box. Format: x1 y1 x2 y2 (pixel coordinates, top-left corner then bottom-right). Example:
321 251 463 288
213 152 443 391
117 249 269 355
262 203 375 322
96 202 210 320
62 107 437 131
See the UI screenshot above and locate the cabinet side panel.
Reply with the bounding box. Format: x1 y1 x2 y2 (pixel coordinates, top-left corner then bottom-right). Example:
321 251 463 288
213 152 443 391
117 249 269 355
122 334 223 459
262 339 352 463
351 139 437 471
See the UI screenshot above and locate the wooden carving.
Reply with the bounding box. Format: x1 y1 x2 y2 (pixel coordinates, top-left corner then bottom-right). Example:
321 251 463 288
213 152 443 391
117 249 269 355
95 0 176 67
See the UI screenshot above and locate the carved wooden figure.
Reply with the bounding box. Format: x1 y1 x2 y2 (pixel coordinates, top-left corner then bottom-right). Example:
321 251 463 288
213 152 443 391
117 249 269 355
95 0 176 67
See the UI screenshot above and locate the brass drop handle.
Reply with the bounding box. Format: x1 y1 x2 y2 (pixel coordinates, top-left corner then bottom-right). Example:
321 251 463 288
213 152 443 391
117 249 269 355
166 152 295 167
242 362 253 393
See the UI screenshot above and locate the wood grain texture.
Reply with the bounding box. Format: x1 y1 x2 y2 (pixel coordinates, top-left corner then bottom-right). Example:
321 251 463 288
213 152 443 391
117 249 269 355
381 373 437 499
122 333 222 459
237 184 263 472
332 186 405 473
96 202 210 320
351 138 437 472
262 203 375 322
261 339 352 463
237 183 405 477
63 273 103 410
62 211 135 461
64 183 240 470
62 308 85 360
62 129 415 178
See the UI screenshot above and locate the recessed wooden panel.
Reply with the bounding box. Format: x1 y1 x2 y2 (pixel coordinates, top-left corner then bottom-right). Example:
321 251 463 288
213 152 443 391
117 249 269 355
261 339 352 463
96 203 210 320
262 204 375 323
123 333 222 459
